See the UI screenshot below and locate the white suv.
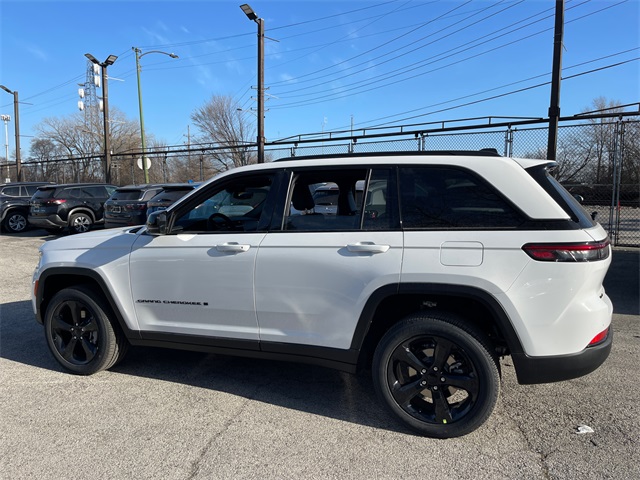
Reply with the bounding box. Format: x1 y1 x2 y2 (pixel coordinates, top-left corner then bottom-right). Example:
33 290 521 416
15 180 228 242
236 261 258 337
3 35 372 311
31 151 613 438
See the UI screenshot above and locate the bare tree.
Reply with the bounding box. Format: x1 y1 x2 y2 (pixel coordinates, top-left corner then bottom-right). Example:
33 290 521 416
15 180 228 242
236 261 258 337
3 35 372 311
190 95 257 171
32 107 141 183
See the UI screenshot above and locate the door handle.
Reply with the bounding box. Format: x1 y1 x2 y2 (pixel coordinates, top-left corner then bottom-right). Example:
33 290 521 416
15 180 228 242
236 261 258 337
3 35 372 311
216 242 250 253
347 242 390 254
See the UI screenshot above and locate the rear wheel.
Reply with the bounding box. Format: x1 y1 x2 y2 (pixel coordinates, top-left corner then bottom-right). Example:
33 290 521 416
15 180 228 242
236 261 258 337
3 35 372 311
69 213 93 234
372 312 500 438
44 286 128 375
2 210 28 233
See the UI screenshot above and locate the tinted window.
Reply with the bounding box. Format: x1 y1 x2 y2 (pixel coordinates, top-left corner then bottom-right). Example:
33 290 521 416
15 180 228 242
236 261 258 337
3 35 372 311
2 186 19 196
32 188 55 200
285 169 366 231
362 169 397 231
399 167 524 229
84 186 108 198
149 188 193 204
111 190 145 201
24 186 41 196
174 174 273 233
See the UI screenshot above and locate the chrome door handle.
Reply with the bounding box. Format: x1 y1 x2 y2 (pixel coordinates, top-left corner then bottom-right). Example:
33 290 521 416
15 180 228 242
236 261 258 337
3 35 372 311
346 242 390 254
216 242 250 253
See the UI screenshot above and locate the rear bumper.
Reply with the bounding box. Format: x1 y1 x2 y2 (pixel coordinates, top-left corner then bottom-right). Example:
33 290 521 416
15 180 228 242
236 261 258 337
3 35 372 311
511 328 613 384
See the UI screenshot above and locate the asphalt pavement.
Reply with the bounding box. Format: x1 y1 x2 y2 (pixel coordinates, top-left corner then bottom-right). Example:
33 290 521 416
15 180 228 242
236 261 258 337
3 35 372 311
1 230 638 480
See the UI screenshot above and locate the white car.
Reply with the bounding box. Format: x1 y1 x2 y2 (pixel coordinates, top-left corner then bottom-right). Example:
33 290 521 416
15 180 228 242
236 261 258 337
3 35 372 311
32 150 613 438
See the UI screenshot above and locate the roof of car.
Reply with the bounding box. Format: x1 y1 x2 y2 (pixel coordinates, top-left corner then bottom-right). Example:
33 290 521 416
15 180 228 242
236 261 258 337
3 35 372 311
1 181 55 187
114 184 165 191
37 183 116 190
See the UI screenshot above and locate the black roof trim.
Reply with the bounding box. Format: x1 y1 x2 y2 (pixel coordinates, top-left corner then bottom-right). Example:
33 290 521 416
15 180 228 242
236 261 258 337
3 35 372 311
274 149 501 162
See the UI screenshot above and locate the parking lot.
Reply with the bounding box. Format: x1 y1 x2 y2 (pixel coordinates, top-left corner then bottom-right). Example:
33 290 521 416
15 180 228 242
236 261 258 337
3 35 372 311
1 230 638 480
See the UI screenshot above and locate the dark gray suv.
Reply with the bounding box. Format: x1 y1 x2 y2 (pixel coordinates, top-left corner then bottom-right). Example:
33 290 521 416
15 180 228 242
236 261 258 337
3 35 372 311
0 182 54 233
29 183 116 234
104 184 165 229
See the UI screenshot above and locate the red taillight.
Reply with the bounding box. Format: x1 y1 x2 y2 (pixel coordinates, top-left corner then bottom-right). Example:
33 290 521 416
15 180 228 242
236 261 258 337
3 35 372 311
125 203 146 211
588 328 609 346
522 240 610 262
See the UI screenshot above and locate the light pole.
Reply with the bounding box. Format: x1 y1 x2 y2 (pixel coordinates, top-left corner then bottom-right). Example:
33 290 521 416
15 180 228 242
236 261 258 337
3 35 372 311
0 85 22 181
133 47 179 183
1 114 9 182
84 53 117 183
240 3 265 163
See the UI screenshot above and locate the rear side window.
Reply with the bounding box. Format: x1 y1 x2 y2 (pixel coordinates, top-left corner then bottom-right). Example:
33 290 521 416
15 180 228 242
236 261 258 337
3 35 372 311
24 186 41 196
2 186 19 196
399 166 524 229
526 165 596 228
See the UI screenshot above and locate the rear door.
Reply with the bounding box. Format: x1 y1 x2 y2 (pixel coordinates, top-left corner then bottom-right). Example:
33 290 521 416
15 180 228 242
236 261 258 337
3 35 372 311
255 167 403 350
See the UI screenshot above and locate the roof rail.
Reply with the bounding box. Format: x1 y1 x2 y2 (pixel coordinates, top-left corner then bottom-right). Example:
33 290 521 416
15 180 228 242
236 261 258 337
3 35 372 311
274 149 501 162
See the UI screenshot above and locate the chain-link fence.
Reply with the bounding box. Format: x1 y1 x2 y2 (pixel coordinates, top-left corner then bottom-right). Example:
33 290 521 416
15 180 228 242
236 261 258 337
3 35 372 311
7 115 639 246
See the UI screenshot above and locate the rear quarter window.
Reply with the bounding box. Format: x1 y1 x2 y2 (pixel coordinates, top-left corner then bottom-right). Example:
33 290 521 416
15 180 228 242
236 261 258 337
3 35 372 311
399 166 525 229
526 165 596 229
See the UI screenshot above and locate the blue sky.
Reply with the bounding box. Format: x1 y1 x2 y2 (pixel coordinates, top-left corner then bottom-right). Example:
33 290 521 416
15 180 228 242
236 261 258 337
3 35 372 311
1 0 638 157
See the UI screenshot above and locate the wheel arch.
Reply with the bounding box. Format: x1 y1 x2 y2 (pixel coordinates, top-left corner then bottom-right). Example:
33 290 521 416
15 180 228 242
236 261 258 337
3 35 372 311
352 283 525 371
35 267 140 340
67 208 97 223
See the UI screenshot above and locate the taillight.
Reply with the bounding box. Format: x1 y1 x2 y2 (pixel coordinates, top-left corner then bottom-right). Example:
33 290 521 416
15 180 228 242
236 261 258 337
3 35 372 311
588 328 609 346
125 203 146 211
522 240 610 262
44 199 66 206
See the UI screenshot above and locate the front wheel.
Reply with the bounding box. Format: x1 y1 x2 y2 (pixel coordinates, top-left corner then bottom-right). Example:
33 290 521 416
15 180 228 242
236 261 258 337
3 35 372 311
44 286 127 375
372 312 500 438
69 213 93 234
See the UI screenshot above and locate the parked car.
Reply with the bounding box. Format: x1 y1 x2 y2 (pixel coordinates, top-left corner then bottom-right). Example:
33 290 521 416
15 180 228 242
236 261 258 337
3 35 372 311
0 182 54 233
104 184 165 229
145 183 201 216
28 183 116 234
32 150 613 438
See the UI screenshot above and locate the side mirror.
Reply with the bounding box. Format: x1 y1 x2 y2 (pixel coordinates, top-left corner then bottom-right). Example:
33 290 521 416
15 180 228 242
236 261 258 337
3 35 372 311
146 211 168 235
572 194 584 203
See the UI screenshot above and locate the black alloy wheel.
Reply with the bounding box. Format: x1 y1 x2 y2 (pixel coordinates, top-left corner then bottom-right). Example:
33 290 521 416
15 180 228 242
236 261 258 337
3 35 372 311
44 286 126 375
373 312 500 438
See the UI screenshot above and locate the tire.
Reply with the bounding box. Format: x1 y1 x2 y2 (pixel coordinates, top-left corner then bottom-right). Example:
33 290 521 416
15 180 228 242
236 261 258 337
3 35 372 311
372 311 500 438
2 210 28 233
69 212 93 234
44 286 128 375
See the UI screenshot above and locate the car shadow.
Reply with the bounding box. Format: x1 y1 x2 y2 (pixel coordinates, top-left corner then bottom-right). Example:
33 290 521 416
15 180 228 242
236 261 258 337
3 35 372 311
1 299 410 436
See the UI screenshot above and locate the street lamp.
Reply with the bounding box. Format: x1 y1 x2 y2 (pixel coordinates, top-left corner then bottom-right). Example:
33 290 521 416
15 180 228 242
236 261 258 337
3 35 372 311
0 85 22 181
84 53 118 183
240 3 265 163
133 47 179 183
1 114 9 181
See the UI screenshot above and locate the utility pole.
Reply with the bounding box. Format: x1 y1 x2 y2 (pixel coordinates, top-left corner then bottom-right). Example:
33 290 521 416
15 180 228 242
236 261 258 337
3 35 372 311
547 0 564 161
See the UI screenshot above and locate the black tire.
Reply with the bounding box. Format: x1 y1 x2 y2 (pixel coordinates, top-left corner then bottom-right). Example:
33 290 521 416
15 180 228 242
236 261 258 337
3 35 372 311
2 210 28 233
69 212 93 234
44 286 127 375
372 312 500 438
